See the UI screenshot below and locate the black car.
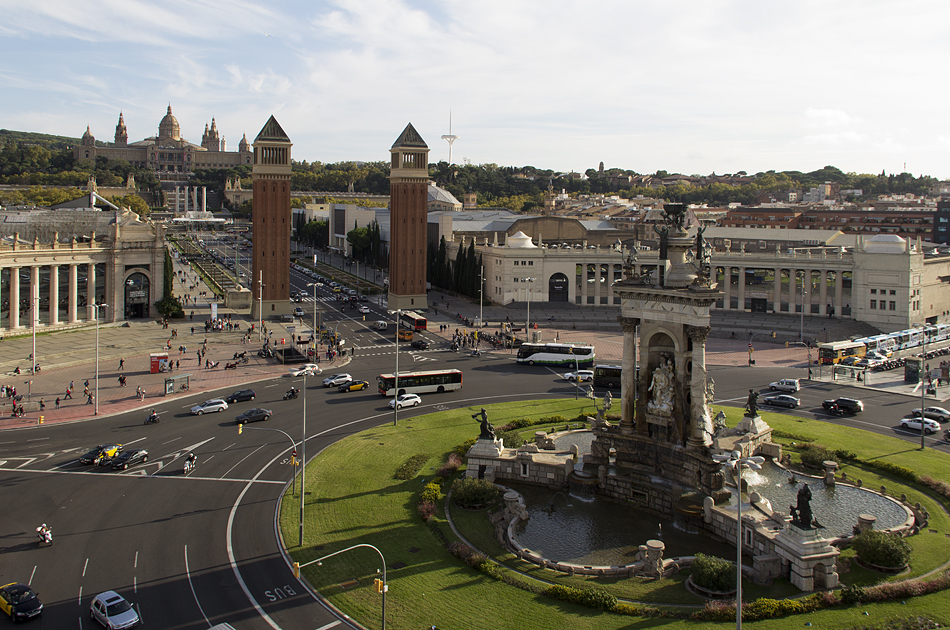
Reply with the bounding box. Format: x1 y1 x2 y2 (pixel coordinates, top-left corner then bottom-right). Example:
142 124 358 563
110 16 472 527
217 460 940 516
822 397 864 414
0 583 43 622
79 444 123 465
225 389 256 403
410 339 430 350
235 408 272 424
111 449 149 470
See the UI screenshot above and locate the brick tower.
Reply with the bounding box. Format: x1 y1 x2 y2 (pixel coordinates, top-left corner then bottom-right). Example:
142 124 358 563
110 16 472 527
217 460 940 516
251 115 293 320
388 123 429 311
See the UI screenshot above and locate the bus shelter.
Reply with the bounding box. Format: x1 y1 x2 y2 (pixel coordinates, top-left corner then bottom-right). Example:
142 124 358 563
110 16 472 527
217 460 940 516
164 374 193 395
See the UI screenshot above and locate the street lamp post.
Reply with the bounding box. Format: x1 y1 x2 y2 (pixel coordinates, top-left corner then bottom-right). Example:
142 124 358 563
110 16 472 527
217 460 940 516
389 309 402 426
712 450 765 630
479 265 484 329
300 543 388 630
32 283 38 375
308 282 320 359
92 304 108 416
300 371 308 546
915 324 928 450
571 347 579 400
799 271 805 343
522 277 536 338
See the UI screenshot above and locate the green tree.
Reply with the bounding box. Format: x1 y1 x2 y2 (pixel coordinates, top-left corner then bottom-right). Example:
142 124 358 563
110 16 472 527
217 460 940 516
154 249 184 318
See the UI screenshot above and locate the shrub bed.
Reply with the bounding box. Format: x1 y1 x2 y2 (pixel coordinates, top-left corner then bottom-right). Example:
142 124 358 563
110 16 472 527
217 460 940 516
451 477 499 508
394 453 430 480
690 553 735 592
853 529 912 570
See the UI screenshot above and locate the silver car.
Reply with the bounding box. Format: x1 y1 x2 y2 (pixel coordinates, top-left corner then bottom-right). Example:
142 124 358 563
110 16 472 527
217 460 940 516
90 591 139 629
190 399 229 415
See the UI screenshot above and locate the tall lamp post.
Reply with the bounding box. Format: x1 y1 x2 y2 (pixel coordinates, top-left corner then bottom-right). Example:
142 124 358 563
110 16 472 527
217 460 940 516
478 265 484 329
389 309 402 425
522 277 536 337
915 323 928 450
300 371 309 546
307 282 320 358
91 303 108 416
799 270 805 343
713 450 765 630
31 283 38 374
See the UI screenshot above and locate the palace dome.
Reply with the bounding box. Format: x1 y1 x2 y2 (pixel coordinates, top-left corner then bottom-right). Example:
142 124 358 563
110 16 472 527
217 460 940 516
158 105 181 141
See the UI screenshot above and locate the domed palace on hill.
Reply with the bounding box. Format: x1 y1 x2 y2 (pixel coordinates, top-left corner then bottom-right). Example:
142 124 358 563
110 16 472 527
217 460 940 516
74 106 252 182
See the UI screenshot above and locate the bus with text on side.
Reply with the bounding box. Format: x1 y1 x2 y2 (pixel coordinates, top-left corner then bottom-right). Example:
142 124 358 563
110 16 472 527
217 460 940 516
377 369 463 396
817 340 866 365
593 365 623 389
400 311 427 331
516 342 595 367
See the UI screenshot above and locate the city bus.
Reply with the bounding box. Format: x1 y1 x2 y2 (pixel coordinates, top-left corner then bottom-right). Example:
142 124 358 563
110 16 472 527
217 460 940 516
593 364 623 389
817 340 866 365
516 342 595 367
377 369 463 395
400 311 427 331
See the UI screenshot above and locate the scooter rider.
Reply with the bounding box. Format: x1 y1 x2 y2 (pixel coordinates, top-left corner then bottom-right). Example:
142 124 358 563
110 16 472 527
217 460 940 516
286 387 299 398
185 452 197 470
37 524 52 545
147 409 159 423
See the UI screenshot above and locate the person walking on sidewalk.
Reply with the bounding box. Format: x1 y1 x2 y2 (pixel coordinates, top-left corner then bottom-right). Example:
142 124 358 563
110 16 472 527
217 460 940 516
55 397 60 409
64 387 72 400
118 358 124 371
86 393 94 405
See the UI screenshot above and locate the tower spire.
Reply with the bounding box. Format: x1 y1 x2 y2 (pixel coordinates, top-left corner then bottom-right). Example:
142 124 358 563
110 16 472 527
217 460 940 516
440 110 460 165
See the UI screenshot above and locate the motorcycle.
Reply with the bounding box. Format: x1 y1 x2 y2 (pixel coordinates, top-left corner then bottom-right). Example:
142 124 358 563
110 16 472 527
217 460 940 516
826 405 844 417
144 413 160 425
183 459 195 474
233 351 247 360
225 362 237 370
36 525 52 547
470 349 481 357
283 389 299 400
944 430 950 442
238 356 249 365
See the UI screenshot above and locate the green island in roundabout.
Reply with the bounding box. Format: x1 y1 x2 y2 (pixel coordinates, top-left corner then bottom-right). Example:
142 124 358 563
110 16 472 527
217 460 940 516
278 398 950 630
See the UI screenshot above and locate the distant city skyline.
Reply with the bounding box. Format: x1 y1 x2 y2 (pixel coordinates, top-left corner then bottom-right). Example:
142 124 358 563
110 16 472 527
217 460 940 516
1 1 949 178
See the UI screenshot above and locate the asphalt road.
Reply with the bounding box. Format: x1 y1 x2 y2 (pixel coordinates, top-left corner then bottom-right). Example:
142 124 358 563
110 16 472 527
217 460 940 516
2 243 946 628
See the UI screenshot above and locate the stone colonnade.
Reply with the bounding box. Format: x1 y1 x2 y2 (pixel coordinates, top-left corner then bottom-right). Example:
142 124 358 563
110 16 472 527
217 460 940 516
172 186 208 214
578 262 620 305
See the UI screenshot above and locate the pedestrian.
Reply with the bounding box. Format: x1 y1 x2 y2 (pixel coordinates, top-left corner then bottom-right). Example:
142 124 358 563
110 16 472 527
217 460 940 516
119 358 124 371
84 379 89 389
55 397 60 409
86 394 94 405
70 380 74 391
39 399 45 411
64 387 72 400
176 360 180 370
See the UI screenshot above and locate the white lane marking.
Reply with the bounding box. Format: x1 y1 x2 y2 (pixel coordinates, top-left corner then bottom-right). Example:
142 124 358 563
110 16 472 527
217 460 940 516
78 585 82 605
27 437 49 441
136 603 143 625
220 444 267 479
223 442 236 451
162 436 183 445
133 576 137 594
314 622 342 630
0 467 286 484
124 437 148 446
184 545 211 627
82 558 89 577
204 455 215 463
134 551 138 569
0 441 14 444
29 565 36 585
15 458 36 469
51 459 80 470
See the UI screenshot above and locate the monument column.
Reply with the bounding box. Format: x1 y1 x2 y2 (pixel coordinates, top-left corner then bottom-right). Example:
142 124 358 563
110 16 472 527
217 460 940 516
49 265 59 326
804 269 813 316
30 266 39 326
9 266 20 329
721 267 731 309
686 324 712 447
594 264 602 305
773 267 782 312
86 262 96 320
68 264 78 324
834 272 843 318
737 267 746 311
617 316 639 433
818 269 828 317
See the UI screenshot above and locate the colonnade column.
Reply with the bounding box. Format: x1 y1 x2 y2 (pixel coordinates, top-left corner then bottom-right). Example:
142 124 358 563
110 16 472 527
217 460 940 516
68 264 78 324
737 267 746 311
49 265 59 326
9 266 20 329
818 270 828 317
686 324 712 448
834 272 843 318
617 316 639 434
721 267 731 309
594 265 602 305
772 268 782 312
580 265 588 305
30 266 39 326
86 262 97 320
804 270 813 316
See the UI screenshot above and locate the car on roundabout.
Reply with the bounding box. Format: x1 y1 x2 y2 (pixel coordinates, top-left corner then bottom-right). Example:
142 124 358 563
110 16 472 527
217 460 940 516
90 590 139 629
563 370 594 382
389 393 422 409
338 380 370 392
289 364 321 377
323 373 352 387
293 306 305 317
761 394 800 409
768 378 800 392
111 449 149 470
80 444 123 465
0 583 43 622
235 408 272 424
225 389 256 403
900 416 940 434
822 397 864 414
911 407 950 422
190 399 228 415
358 305 371 314
410 339 430 350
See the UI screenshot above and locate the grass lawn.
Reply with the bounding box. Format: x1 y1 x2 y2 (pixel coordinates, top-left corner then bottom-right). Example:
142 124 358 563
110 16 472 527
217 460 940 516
280 399 950 630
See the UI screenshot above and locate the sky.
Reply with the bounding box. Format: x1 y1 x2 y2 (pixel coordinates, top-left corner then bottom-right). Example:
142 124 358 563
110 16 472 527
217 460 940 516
1 0 949 179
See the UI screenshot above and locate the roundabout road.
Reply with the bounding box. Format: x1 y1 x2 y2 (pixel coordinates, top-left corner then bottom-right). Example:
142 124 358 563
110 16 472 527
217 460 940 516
1 349 944 628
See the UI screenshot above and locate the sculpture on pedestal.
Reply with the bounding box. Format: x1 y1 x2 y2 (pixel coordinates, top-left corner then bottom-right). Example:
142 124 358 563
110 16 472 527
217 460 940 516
473 408 495 440
790 483 814 529
647 357 674 416
744 389 759 418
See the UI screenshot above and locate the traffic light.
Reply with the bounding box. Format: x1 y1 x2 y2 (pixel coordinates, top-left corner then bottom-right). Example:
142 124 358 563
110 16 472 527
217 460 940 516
771 331 776 338
374 578 384 593
293 562 300 578
238 423 243 435
785 342 789 347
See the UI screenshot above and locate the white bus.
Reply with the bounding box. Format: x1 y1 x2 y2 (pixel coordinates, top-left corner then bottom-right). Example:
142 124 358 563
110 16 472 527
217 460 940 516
516 342 595 367
377 369 463 396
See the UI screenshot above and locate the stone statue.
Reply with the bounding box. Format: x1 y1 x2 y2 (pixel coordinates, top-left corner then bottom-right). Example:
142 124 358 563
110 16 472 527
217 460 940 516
705 377 715 406
604 390 613 412
744 389 759 418
790 483 814 529
473 408 495 440
647 357 674 416
695 224 711 283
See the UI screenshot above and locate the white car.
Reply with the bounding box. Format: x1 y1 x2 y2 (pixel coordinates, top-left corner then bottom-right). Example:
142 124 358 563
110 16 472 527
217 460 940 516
900 416 941 434
190 399 228 415
358 305 371 314
289 364 322 377
323 373 352 387
563 370 594 382
769 379 800 392
90 591 139 629
389 393 422 409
